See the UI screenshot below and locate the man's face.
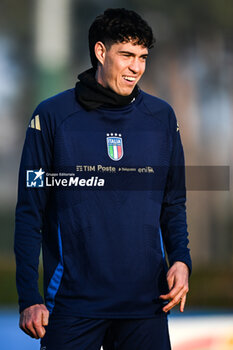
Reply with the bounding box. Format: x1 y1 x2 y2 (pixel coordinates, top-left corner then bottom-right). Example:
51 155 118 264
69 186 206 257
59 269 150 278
95 41 148 96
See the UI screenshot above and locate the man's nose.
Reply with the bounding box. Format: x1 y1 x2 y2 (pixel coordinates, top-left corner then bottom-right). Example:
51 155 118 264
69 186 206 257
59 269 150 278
128 59 140 73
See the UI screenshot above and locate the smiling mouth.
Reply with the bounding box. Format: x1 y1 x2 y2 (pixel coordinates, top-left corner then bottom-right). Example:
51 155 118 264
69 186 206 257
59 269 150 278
123 76 136 82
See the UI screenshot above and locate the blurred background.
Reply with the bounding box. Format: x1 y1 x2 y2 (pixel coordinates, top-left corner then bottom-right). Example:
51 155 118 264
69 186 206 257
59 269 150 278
0 0 232 349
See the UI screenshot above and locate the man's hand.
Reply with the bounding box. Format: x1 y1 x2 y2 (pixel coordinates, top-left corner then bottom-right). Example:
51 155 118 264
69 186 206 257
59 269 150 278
19 304 49 339
159 261 189 313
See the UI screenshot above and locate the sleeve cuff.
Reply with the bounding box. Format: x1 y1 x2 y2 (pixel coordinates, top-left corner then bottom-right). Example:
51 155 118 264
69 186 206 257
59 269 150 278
169 255 192 276
19 295 44 313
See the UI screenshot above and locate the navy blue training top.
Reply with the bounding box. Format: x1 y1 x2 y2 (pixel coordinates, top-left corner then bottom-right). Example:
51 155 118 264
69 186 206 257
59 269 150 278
14 88 191 318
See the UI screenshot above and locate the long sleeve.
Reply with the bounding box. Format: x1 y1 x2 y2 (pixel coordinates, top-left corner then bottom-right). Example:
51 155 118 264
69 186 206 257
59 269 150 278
160 108 192 274
14 104 53 313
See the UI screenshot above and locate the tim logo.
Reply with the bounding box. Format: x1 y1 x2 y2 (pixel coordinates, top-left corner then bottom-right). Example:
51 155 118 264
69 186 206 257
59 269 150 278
26 168 45 187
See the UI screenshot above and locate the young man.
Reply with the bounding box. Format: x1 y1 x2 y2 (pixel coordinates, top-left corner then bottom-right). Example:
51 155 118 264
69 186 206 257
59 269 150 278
15 8 191 350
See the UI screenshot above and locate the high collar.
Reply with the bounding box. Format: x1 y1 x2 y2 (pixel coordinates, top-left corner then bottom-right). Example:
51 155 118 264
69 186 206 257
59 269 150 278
75 68 140 111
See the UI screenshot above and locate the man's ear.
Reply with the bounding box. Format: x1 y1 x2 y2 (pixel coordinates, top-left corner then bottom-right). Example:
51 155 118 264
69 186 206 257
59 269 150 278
94 41 106 65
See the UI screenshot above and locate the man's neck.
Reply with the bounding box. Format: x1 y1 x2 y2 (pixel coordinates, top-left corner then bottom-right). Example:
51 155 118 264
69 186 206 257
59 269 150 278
95 69 105 88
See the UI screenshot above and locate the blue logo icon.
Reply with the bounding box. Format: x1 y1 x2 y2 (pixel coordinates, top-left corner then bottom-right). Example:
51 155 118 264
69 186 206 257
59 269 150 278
26 168 45 187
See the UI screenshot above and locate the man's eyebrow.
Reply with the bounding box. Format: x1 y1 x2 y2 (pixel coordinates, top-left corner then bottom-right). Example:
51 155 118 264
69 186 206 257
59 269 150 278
118 50 135 55
118 51 148 57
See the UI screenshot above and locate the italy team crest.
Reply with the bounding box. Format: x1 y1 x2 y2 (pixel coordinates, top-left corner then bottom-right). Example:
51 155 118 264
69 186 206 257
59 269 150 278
106 133 123 161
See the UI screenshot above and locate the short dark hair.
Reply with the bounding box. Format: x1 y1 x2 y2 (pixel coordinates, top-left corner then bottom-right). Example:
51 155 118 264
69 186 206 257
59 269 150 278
89 8 155 70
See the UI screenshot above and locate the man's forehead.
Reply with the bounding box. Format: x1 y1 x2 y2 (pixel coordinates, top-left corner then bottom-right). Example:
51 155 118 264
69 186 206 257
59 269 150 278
109 40 148 54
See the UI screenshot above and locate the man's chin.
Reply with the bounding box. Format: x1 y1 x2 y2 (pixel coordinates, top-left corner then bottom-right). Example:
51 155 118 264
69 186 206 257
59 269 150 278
110 83 136 96
118 88 135 96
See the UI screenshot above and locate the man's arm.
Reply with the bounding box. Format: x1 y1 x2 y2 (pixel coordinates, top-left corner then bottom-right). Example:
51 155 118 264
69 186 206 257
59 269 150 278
159 108 191 312
14 104 53 337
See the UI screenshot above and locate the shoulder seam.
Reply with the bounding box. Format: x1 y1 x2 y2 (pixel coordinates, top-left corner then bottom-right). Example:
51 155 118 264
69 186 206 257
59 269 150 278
54 109 81 139
140 92 172 129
